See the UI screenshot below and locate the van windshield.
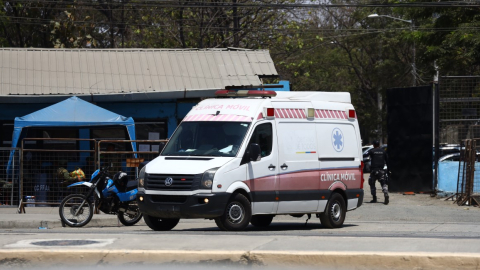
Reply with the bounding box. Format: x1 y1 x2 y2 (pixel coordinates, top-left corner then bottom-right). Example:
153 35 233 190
162 121 251 157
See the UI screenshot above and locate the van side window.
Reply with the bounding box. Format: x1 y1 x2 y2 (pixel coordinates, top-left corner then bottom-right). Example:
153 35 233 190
247 123 273 157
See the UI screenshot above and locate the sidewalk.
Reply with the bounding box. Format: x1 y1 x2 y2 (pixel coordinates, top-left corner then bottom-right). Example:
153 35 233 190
0 207 122 229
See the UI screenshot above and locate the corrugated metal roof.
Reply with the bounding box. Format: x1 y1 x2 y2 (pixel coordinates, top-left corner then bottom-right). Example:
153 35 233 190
0 48 278 100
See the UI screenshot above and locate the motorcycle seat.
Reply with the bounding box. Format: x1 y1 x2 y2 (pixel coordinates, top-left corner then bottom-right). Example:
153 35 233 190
125 180 138 192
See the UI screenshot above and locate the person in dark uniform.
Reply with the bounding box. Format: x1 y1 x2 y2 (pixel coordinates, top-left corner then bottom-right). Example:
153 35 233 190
368 140 389 205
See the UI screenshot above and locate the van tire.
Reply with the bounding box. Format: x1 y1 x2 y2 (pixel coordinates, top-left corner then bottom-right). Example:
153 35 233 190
215 193 251 231
319 193 346 229
250 215 274 227
143 215 179 231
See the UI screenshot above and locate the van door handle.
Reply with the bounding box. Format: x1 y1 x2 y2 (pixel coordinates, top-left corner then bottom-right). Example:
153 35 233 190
268 164 276 171
280 163 288 170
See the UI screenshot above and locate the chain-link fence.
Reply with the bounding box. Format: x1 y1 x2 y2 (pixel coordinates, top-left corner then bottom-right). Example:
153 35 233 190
97 140 166 182
20 138 97 210
456 139 480 206
17 138 166 210
439 76 480 144
0 148 20 206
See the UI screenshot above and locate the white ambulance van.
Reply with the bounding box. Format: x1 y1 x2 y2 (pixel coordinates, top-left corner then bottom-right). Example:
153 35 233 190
137 90 364 231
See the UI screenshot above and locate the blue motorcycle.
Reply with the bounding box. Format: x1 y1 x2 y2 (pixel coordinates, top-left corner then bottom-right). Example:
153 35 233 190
59 167 142 227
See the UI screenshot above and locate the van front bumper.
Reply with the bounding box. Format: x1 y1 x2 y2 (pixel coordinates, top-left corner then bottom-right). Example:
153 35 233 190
137 191 229 219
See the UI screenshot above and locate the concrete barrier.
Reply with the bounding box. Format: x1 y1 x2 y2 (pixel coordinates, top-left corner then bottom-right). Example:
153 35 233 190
1 250 480 269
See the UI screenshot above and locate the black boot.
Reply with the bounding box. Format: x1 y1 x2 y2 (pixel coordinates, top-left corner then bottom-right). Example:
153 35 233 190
370 195 377 203
384 195 389 205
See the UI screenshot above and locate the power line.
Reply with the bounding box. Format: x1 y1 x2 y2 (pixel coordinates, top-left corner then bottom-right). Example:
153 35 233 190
2 16 479 34
3 0 480 9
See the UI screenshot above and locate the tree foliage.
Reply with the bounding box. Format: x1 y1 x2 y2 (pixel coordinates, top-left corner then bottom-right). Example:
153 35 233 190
1 0 479 141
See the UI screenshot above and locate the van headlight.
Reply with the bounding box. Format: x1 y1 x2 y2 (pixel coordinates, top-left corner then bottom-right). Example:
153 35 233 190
138 166 146 188
201 167 219 189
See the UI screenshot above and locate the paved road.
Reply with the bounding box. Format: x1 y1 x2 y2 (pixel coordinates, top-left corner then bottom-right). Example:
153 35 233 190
2 218 480 270
0 178 479 269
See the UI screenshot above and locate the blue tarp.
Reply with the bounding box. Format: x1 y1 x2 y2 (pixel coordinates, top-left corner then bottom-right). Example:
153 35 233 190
11 96 137 149
8 97 137 173
438 162 459 193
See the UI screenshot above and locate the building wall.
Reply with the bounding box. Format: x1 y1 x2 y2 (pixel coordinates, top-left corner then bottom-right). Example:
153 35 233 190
0 99 198 147
97 101 197 138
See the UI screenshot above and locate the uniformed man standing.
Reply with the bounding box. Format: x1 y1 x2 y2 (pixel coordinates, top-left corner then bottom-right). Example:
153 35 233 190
368 140 389 205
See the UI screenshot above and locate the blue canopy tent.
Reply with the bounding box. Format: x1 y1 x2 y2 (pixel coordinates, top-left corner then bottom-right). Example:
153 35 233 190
8 96 137 172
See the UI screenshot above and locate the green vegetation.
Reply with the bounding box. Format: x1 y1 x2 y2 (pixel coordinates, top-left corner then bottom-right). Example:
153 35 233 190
1 0 479 141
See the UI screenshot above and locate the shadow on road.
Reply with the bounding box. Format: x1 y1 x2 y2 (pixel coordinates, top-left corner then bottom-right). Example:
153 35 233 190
169 222 359 232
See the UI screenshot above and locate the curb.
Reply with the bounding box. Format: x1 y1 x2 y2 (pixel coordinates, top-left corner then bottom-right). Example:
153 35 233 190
1 250 480 269
0 218 124 229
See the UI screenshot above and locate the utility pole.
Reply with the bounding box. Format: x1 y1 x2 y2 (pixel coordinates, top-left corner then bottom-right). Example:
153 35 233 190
121 0 125 48
411 20 416 86
233 0 239 47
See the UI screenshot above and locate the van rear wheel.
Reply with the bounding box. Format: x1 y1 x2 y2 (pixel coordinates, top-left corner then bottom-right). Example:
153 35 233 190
319 193 346 229
143 215 179 231
215 193 251 231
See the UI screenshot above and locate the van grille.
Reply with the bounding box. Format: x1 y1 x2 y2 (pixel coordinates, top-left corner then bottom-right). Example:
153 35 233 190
151 195 188 204
145 173 201 190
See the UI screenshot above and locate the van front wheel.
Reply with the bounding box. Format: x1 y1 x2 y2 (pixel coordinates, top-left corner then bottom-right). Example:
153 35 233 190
215 193 251 231
319 193 346 229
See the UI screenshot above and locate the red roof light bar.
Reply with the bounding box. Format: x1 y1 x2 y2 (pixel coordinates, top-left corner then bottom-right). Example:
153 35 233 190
214 90 237 97
215 90 277 98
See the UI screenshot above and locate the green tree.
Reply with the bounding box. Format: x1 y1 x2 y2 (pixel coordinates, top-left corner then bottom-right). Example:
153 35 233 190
271 6 415 142
402 5 480 76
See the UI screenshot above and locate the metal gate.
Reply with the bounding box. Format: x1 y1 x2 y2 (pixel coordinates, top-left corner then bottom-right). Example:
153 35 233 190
438 76 480 144
435 76 480 196
455 139 480 206
0 147 20 206
387 85 434 192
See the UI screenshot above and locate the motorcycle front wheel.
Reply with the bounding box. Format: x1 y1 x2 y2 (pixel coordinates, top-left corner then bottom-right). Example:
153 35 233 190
59 194 94 227
117 201 143 226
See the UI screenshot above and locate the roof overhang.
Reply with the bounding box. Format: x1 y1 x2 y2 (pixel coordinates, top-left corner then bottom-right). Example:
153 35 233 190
0 48 278 103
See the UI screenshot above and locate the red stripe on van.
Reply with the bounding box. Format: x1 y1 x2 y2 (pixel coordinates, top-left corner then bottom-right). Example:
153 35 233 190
274 109 279 118
244 167 362 192
286 109 293 118
299 109 306 118
184 114 252 122
272 108 351 120
292 109 300 118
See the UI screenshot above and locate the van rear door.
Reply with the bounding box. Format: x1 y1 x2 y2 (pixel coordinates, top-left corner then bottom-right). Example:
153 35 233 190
316 123 362 190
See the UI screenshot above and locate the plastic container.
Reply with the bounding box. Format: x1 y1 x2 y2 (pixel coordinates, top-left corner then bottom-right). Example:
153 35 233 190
25 196 35 207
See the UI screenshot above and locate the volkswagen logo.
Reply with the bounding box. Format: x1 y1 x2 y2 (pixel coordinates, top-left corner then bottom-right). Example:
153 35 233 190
165 177 173 187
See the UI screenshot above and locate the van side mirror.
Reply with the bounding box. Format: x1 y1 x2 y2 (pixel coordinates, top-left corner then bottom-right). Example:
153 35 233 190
249 143 261 162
